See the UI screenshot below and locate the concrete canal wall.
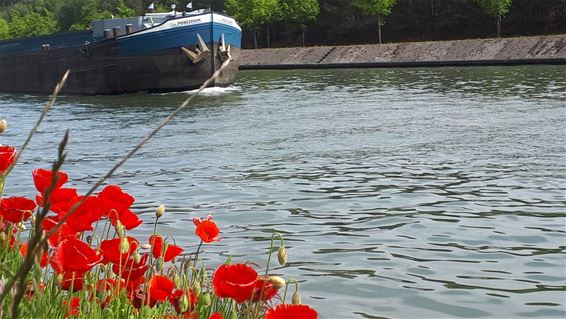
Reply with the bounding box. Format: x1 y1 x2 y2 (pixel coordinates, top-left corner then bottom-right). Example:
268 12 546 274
240 35 566 69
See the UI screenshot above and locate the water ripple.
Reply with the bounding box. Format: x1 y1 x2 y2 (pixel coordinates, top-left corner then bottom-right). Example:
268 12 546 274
1 65 565 318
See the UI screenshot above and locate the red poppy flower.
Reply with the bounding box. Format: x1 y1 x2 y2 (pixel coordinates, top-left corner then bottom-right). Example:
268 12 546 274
0 145 16 174
263 304 318 319
19 241 49 268
32 168 68 193
251 277 279 302
147 275 174 304
50 237 102 273
59 271 85 292
99 185 134 209
149 235 183 262
110 208 143 230
100 236 139 264
192 215 213 227
41 215 78 247
0 196 36 223
169 289 198 313
125 275 145 294
36 187 78 214
112 253 148 284
63 296 81 317
194 219 220 243
212 263 258 303
62 196 104 232
98 185 142 230
209 313 223 319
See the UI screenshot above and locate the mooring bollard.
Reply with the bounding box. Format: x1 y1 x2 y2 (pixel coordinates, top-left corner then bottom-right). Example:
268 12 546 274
103 29 112 39
113 27 121 38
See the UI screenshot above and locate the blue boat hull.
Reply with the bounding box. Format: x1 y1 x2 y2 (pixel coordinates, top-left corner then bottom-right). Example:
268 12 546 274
0 12 241 95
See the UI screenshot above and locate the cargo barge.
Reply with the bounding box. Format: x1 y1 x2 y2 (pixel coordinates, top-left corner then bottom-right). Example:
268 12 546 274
0 9 242 95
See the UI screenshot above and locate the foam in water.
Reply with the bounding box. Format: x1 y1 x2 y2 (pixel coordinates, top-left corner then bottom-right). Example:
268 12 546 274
157 86 241 96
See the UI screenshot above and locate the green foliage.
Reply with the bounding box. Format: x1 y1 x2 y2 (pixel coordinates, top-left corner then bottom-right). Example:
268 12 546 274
0 17 8 39
9 10 59 38
116 0 137 17
225 0 278 31
68 0 112 31
277 0 320 24
475 0 512 17
352 0 397 19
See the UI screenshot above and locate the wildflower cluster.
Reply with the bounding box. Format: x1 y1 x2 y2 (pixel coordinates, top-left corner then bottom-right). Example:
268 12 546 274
0 116 318 319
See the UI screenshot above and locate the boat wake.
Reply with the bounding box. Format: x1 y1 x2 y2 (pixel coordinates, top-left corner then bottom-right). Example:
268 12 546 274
158 86 241 96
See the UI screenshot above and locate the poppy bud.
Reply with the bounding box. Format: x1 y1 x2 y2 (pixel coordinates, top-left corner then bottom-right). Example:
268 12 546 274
182 260 191 272
179 293 189 313
269 276 286 289
0 232 6 246
173 274 182 289
292 289 301 304
133 251 141 264
155 205 165 219
156 257 164 272
278 246 287 266
193 281 201 296
0 119 6 134
202 293 211 306
30 215 36 227
115 221 125 238
56 273 63 284
119 237 130 254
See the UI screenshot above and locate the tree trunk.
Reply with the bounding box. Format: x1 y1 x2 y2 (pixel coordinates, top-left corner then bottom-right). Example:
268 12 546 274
497 15 501 38
302 29 305 47
253 31 258 49
266 25 270 48
378 15 382 44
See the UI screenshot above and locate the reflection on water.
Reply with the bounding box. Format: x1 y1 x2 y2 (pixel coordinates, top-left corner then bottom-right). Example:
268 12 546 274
1 65 565 318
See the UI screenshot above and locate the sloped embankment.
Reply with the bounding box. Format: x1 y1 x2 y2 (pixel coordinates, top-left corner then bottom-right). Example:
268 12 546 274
240 35 566 69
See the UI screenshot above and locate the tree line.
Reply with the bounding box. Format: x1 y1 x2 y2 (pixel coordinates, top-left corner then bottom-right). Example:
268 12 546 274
1 0 564 48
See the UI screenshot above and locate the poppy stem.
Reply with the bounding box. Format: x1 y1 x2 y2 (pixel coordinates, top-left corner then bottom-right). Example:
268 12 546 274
0 176 5 198
283 278 298 303
192 241 203 266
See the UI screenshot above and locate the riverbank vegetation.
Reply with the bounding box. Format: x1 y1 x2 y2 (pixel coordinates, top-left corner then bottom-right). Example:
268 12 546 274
0 0 564 46
0 73 318 319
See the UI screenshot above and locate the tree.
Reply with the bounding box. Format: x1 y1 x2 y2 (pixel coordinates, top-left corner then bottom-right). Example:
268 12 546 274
0 18 8 39
475 0 512 38
9 10 59 38
225 0 278 48
278 0 320 46
352 0 397 44
68 0 112 31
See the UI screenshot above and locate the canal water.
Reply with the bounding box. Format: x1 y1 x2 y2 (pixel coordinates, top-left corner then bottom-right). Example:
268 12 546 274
1 65 565 318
